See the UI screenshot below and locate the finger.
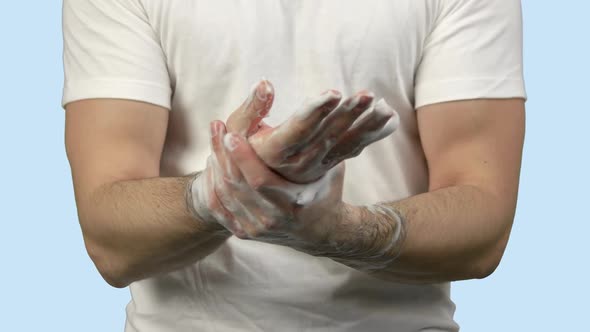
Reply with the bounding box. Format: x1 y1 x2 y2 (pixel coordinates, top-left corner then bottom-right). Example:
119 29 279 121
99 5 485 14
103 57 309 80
216 134 290 238
201 159 245 235
210 120 243 182
323 99 399 164
218 128 280 217
209 125 271 238
257 120 272 132
224 200 274 239
277 91 373 177
222 132 285 187
213 187 255 239
267 90 342 154
296 89 342 122
214 170 287 240
223 132 342 214
222 132 303 207
300 91 374 158
226 79 274 137
206 148 258 238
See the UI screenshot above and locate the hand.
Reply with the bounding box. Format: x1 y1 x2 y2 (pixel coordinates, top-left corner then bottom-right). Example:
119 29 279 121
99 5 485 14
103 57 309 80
187 80 400 246
226 80 400 183
186 80 348 232
204 122 405 269
208 120 347 249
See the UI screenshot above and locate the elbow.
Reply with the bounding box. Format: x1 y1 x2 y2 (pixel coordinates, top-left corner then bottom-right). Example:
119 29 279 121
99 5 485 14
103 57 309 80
84 238 132 289
471 230 511 280
472 253 502 280
103 276 130 289
101 271 131 289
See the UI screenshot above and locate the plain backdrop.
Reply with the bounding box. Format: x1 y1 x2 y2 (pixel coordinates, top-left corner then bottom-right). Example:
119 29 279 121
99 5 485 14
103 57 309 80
1 1 587 331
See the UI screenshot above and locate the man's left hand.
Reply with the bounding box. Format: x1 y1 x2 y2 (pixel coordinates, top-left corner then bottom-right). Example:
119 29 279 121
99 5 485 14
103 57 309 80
206 119 352 252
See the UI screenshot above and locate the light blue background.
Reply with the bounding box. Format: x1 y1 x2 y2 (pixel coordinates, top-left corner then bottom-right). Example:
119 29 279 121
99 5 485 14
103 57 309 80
0 1 587 331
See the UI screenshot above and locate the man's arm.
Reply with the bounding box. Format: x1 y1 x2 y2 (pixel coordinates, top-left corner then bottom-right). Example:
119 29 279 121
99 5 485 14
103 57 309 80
65 84 388 288
331 98 525 283
65 98 229 289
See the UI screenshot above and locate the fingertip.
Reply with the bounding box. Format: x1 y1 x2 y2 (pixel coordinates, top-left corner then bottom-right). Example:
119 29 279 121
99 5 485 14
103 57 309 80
255 79 274 102
218 121 228 135
358 94 374 108
380 114 400 137
374 99 396 117
389 110 401 131
344 91 374 111
261 78 274 93
357 89 375 98
223 133 240 152
211 121 228 152
321 89 342 98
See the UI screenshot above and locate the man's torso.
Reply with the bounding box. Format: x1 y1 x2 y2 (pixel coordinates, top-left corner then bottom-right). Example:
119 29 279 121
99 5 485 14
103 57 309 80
126 1 458 331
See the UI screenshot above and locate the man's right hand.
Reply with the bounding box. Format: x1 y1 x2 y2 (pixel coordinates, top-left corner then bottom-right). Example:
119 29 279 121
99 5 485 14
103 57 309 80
225 79 400 184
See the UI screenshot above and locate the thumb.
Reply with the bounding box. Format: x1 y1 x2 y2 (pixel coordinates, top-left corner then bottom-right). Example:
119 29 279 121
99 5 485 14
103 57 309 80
227 79 274 137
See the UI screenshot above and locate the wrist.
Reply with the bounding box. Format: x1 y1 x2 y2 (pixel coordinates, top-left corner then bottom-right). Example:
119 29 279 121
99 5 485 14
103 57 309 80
364 203 406 259
326 203 364 247
185 171 218 224
327 203 405 264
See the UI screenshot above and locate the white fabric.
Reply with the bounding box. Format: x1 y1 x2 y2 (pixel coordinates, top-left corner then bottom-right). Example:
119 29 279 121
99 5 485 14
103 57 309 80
62 0 526 331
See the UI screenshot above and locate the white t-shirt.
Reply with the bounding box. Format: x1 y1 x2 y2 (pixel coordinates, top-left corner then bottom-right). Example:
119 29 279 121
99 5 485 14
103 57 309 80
62 1 526 331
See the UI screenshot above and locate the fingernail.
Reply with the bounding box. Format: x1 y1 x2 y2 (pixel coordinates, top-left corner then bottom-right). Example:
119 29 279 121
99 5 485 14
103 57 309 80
295 90 341 119
374 98 392 116
358 94 374 108
223 133 240 151
343 95 362 111
315 89 341 104
356 89 374 97
347 90 375 110
375 98 389 114
256 80 273 102
321 89 342 98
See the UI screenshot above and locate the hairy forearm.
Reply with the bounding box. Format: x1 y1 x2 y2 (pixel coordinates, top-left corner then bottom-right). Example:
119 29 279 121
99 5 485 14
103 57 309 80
325 184 514 283
77 173 230 288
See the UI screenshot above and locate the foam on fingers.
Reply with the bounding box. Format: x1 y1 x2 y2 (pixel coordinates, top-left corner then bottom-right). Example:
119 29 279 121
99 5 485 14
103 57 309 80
294 89 342 120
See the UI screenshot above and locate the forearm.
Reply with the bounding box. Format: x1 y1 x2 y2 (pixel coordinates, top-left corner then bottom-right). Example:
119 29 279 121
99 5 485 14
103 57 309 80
326 184 514 283
78 173 230 288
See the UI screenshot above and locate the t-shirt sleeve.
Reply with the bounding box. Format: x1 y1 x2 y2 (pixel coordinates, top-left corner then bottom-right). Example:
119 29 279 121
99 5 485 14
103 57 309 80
414 0 527 109
61 0 172 110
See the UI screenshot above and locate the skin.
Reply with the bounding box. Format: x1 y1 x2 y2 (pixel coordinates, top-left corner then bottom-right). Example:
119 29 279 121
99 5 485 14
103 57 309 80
200 120 347 245
199 123 406 272
67 79 524 286
230 80 398 183
211 97 526 283
189 80 399 236
65 81 393 287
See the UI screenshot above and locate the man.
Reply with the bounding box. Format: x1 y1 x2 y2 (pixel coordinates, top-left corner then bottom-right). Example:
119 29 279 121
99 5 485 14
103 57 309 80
61 0 526 331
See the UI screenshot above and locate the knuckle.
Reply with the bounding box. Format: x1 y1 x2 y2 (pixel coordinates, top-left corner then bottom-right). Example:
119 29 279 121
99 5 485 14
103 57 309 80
250 176 269 190
325 131 341 143
321 157 334 166
290 121 308 135
319 104 334 116
237 223 258 239
260 216 278 230
234 229 250 239
248 227 261 239
266 154 284 168
292 162 309 175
